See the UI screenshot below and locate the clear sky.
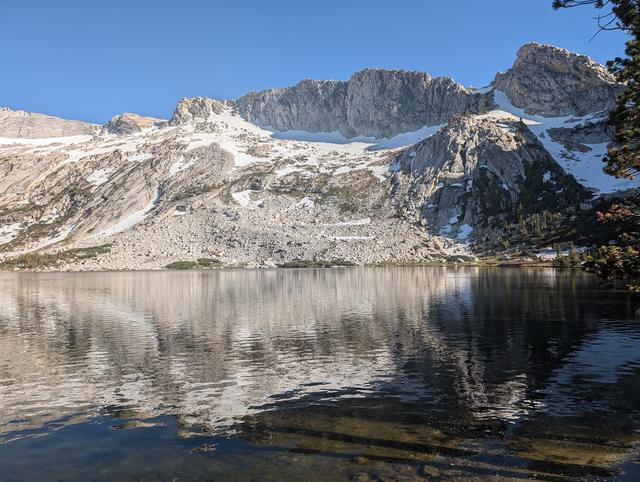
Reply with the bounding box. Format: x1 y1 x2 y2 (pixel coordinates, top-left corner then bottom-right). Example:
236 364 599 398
0 0 629 124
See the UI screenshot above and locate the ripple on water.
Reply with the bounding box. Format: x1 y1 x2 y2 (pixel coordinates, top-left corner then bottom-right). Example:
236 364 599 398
0 267 639 480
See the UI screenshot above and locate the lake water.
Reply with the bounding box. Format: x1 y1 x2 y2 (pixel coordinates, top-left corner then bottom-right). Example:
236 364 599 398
0 268 639 480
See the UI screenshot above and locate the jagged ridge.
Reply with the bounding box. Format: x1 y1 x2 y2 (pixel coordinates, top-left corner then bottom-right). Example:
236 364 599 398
0 42 635 270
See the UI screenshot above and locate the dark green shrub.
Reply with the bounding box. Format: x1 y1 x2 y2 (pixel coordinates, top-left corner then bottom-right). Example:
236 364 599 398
197 258 223 268
165 260 198 270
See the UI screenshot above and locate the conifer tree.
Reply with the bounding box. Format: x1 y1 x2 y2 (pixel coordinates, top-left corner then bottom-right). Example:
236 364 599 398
554 0 640 290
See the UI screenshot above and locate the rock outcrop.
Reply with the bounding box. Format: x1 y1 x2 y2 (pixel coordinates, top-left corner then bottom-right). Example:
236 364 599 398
0 42 636 271
170 97 229 125
492 43 622 116
547 121 612 152
236 80 348 135
101 113 165 135
236 69 493 138
391 114 590 239
0 107 98 138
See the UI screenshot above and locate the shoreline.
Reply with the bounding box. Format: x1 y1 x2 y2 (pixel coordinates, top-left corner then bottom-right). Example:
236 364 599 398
0 260 578 274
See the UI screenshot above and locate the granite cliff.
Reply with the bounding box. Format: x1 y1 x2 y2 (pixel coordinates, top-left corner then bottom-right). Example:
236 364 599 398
0 43 635 270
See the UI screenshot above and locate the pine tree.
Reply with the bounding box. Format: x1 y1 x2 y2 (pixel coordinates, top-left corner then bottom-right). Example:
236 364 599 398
554 0 640 290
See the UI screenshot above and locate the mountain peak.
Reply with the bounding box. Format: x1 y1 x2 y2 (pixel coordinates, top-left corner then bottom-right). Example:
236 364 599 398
102 113 166 135
0 107 98 139
170 97 230 125
492 42 620 116
235 67 484 138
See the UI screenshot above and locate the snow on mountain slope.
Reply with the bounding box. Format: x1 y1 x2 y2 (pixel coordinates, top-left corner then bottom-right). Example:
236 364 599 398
182 105 441 173
0 100 471 269
491 90 638 194
0 43 634 270
268 123 444 150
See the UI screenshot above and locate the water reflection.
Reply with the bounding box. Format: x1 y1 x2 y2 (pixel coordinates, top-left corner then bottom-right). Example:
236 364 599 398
0 268 639 480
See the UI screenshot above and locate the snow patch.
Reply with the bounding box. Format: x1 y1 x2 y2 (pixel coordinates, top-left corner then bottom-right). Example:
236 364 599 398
129 152 153 163
331 218 371 226
169 157 198 176
0 135 93 146
535 246 587 260
333 166 354 176
275 166 303 177
36 225 75 249
456 224 473 241
268 124 444 150
492 90 639 194
93 201 155 238
334 236 376 241
474 86 494 94
87 168 114 186
294 197 315 209
367 164 389 182
0 223 22 245
184 107 272 167
231 190 264 208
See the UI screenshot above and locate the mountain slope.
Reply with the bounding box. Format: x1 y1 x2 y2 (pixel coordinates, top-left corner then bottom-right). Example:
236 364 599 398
0 107 98 139
0 43 636 270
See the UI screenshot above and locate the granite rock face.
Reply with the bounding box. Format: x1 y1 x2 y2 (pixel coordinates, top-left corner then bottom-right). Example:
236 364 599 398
0 107 98 138
547 121 612 152
235 80 348 134
344 69 491 138
101 113 165 135
236 69 492 138
0 42 634 270
390 114 590 239
170 97 228 125
492 43 622 116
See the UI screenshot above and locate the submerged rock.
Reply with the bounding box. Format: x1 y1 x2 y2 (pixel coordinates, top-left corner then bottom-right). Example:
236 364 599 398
111 420 166 430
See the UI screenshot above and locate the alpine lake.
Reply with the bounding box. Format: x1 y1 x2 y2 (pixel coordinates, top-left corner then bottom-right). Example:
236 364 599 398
0 267 639 480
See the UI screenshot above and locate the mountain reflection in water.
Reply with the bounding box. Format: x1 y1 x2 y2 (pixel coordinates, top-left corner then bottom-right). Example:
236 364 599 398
0 267 639 480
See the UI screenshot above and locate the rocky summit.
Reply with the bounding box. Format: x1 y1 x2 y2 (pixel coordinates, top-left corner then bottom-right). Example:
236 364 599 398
235 69 492 138
0 43 637 271
0 107 98 139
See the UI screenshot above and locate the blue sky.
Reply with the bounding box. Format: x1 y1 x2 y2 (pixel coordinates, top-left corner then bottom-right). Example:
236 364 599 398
0 0 629 124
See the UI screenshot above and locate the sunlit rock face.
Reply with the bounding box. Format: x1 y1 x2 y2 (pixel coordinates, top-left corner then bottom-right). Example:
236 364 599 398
236 69 492 138
235 80 348 134
101 113 165 135
169 96 228 125
0 107 98 138
390 114 590 239
492 43 622 117
0 42 637 268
